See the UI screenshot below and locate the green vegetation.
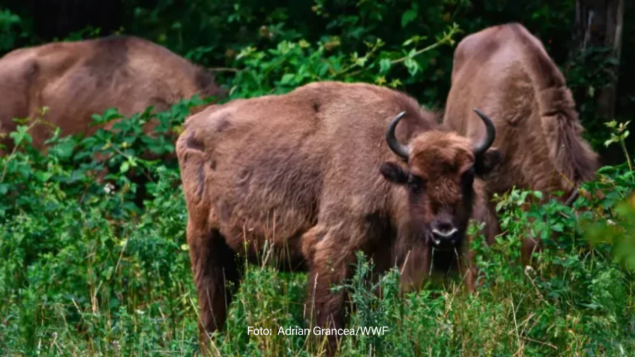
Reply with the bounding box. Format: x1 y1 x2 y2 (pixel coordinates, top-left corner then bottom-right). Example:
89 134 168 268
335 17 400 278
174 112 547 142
1 1 635 356
1 109 634 355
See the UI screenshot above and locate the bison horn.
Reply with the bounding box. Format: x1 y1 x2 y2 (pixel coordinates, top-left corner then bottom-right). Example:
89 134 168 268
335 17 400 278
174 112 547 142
385 111 410 160
472 108 496 156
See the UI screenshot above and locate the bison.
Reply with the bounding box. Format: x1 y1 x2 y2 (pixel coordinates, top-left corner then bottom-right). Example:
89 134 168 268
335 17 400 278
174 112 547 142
443 23 599 258
0 35 225 153
176 81 502 353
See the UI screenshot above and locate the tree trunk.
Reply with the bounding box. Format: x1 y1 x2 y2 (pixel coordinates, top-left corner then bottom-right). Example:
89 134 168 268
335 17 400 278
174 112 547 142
572 0 625 121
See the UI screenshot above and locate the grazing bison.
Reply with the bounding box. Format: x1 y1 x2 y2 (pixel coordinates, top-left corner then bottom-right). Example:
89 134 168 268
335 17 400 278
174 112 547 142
443 23 599 257
176 81 502 353
0 35 225 153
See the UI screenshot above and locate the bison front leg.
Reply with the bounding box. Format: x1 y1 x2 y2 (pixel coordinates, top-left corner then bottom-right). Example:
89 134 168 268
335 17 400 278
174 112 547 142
398 246 431 293
457 243 477 293
522 236 541 265
459 223 497 293
460 200 501 292
187 223 240 354
305 234 357 355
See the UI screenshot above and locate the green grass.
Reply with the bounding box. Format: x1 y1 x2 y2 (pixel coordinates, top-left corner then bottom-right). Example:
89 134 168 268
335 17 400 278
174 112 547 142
1 103 635 356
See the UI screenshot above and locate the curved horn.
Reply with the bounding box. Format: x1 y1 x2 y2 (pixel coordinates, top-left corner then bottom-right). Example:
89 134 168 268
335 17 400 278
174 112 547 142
472 108 496 156
385 111 410 160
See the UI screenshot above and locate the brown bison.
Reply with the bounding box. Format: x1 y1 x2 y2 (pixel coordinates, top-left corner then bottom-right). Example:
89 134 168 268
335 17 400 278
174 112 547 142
0 35 225 153
443 23 599 257
176 81 502 353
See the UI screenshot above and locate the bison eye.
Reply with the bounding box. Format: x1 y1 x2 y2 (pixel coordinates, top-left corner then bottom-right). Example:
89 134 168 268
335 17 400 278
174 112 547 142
408 174 424 193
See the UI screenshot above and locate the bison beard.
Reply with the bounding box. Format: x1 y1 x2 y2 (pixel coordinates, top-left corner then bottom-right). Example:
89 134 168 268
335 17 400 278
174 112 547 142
176 82 501 355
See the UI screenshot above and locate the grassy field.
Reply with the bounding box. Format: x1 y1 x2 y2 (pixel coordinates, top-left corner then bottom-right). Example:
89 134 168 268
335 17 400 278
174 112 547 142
1 100 634 357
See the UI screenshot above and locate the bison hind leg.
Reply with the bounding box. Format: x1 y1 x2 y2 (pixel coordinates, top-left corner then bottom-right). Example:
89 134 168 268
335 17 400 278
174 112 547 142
188 225 241 354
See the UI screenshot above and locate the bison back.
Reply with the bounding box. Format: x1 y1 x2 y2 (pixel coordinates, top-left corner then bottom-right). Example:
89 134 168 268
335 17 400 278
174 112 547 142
176 81 426 253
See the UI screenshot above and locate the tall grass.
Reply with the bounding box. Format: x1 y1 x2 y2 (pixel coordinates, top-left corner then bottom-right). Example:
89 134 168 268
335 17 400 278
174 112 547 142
1 101 635 356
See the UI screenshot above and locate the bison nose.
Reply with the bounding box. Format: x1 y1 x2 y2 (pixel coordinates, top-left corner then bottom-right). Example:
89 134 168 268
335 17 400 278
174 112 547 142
431 220 458 244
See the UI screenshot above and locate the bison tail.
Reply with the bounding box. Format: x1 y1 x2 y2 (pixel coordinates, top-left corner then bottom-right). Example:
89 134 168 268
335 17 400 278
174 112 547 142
538 87 599 188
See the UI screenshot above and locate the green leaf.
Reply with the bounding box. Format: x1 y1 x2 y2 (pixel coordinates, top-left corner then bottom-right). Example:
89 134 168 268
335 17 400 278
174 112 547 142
9 125 32 146
401 10 417 28
379 58 392 73
120 161 130 173
109 297 120 309
519 191 529 205
388 79 402 88
50 139 76 160
551 223 564 233
355 56 368 67
404 57 418 76
280 73 295 85
35 171 52 182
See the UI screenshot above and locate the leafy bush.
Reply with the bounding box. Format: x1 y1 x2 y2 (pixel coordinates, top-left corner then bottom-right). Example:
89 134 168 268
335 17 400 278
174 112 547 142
0 9 22 53
228 23 459 100
1 95 635 356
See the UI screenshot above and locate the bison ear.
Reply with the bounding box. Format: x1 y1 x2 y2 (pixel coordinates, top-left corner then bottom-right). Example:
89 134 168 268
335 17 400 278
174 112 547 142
475 149 503 177
380 162 410 184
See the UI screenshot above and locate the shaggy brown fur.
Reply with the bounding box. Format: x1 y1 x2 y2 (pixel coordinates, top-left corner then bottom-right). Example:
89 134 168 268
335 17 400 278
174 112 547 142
176 81 501 354
0 35 225 153
444 23 600 260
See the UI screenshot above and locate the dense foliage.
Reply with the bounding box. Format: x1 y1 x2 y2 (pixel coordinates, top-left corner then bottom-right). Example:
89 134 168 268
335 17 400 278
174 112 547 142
1 0 635 356
1 105 634 355
3 0 634 146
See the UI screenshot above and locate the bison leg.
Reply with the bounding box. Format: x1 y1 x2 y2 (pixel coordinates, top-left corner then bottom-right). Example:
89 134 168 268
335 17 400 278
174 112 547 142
457 199 501 292
187 223 240 354
398 246 431 293
305 230 358 355
522 236 541 264
457 243 477 292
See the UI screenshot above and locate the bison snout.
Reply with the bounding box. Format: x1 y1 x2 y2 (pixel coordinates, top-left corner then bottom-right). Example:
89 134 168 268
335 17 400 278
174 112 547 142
430 220 459 247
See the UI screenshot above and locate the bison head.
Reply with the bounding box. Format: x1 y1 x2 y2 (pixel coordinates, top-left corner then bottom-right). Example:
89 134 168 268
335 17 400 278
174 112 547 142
380 109 502 250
